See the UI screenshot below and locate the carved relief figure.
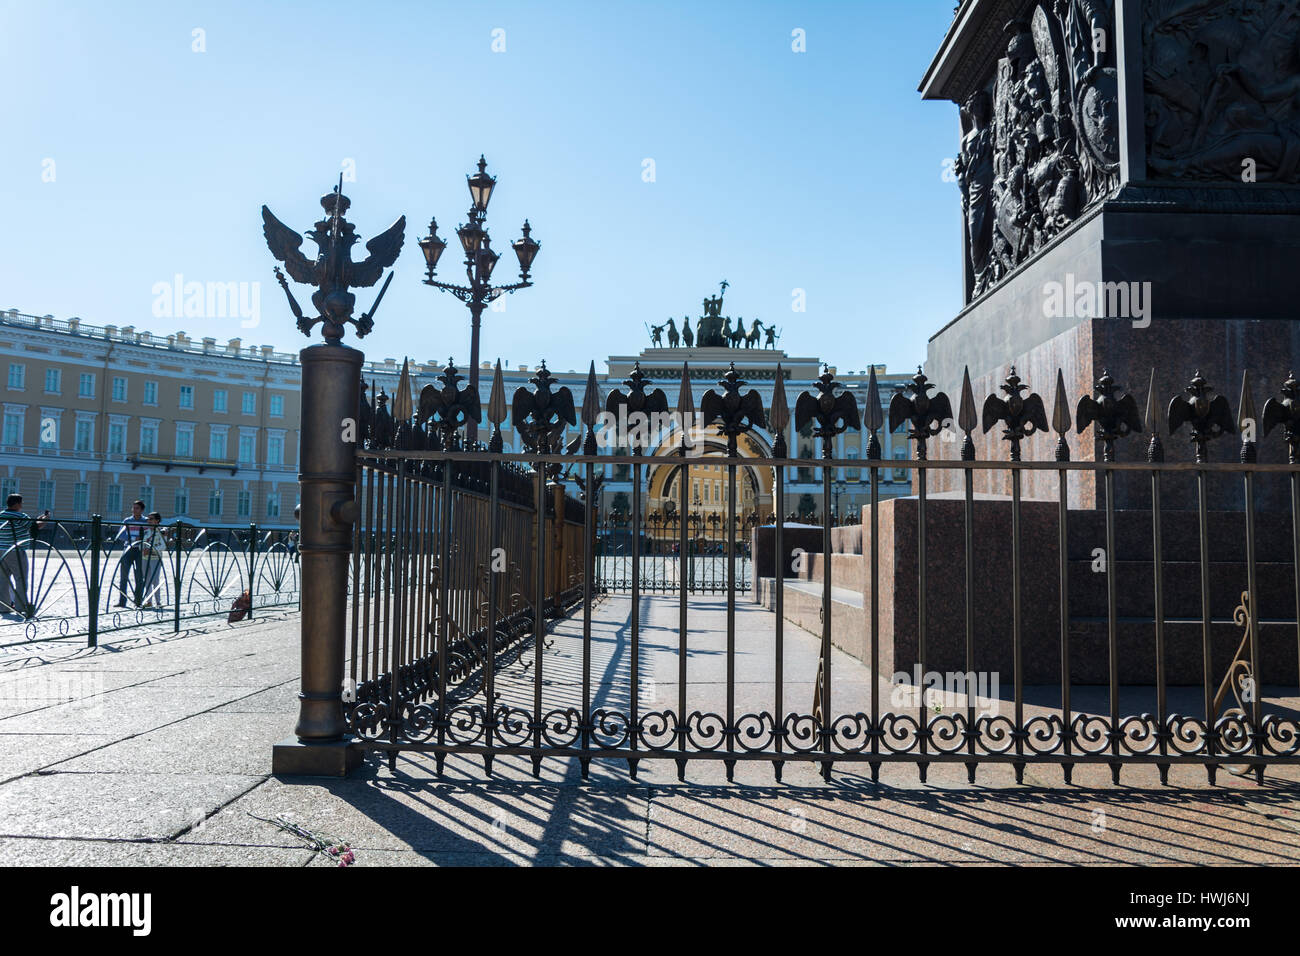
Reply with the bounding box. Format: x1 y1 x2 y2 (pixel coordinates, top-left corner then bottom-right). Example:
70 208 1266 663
958 1 1119 302
956 89 996 294
1144 0 1300 182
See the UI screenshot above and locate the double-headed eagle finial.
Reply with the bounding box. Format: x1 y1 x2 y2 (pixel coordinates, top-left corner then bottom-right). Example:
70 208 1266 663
263 182 405 344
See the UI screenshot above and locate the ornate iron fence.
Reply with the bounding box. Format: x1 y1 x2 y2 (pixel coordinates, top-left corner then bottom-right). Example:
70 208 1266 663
595 511 758 594
345 438 588 772
334 359 1300 785
0 515 300 649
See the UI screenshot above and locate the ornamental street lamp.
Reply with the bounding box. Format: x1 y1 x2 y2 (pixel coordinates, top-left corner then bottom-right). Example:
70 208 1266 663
419 155 540 443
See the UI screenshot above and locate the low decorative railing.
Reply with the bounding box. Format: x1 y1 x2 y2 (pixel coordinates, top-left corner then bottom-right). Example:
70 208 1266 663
0 516 300 649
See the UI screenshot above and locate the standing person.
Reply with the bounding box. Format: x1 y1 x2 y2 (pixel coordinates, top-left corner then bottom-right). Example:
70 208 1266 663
288 504 301 563
0 494 47 619
115 500 149 608
140 511 168 608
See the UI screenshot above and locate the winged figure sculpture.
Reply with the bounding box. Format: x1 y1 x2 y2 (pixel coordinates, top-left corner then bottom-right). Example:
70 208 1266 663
981 367 1047 460
262 185 405 342
512 363 576 455
889 368 952 459
418 360 482 449
1168 370 1235 462
701 363 766 455
796 366 859 459
1263 372 1300 462
1076 369 1143 461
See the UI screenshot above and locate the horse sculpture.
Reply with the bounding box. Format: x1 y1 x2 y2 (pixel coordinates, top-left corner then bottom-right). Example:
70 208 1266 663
666 317 680 348
745 319 763 348
728 318 746 348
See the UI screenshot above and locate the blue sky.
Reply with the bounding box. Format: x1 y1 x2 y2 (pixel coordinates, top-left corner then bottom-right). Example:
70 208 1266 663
2 0 961 374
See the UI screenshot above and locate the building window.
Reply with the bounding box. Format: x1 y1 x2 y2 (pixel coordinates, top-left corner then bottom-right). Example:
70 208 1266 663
241 391 255 415
44 368 60 394
106 484 122 515
108 422 126 455
179 385 193 409
79 373 95 398
73 482 89 516
238 434 255 464
143 381 158 406
209 429 227 460
176 426 193 458
174 487 189 516
37 480 54 513
3 410 23 447
267 435 283 466
892 448 907 482
213 389 227 413
266 492 280 518
111 377 127 402
269 394 283 417
140 423 157 455
208 488 223 517
8 364 25 389
846 448 861 482
0 478 18 502
237 490 251 517
75 420 93 452
138 485 153 512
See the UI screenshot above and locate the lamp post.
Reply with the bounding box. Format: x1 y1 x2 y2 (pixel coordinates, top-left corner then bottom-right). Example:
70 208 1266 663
832 479 848 524
419 155 540 443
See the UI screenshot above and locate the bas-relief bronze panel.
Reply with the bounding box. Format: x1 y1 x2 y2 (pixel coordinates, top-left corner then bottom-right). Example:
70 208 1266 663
956 0 1121 302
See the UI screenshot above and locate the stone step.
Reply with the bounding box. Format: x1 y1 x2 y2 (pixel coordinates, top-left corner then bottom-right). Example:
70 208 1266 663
1064 559 1295 618
1064 509 1297 562
758 574 1298 685
855 499 1299 563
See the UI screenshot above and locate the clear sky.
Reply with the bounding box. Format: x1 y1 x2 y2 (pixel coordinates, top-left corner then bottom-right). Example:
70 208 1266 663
2 0 962 375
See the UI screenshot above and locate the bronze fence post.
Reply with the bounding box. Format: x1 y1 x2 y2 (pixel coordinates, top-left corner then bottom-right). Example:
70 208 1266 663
87 515 101 648
272 342 363 776
552 482 565 606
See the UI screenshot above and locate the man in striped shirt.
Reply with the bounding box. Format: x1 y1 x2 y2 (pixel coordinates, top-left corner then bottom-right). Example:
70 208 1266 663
0 494 48 618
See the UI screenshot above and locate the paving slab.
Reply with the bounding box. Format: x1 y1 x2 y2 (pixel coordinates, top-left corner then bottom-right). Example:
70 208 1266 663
211 682 299 714
180 776 649 861
643 784 1300 864
0 772 264 841
0 684 255 737
0 667 180 696
54 712 291 776
0 837 315 867
0 734 118 781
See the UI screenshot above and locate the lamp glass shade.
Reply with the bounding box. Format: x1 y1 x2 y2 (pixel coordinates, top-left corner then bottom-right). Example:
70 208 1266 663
478 247 500 282
512 234 540 274
467 170 496 210
457 221 484 256
419 233 447 273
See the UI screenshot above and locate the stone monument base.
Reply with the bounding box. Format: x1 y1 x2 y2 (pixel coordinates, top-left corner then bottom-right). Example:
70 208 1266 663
763 495 1299 687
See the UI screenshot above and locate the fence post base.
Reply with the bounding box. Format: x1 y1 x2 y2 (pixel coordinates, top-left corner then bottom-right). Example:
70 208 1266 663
271 737 362 777
274 341 362 776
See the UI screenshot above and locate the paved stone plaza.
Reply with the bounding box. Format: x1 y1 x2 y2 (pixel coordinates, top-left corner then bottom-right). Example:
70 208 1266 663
1 600 1298 866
